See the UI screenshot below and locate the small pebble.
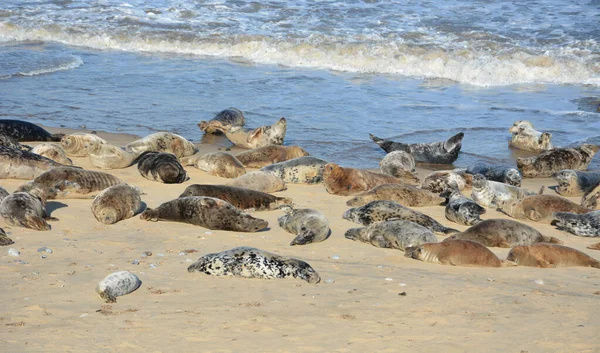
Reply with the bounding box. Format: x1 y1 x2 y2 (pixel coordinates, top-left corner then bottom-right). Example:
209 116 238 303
385 277 393 281
399 292 407 296
204 231 212 235
156 253 164 257
37 247 53 254
142 251 152 257
41 255 47 259
324 278 335 284
377 265 383 269
14 260 28 265
131 259 140 265
8 248 20 257
534 279 544 285
80 313 88 318
149 264 157 269
399 283 406 287
185 258 193 263
331 255 340 260
178 252 185 256
487 278 495 282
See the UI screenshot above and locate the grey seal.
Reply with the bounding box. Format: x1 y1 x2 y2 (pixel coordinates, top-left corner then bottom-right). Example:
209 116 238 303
180 152 246 179
346 183 444 207
227 171 287 193
31 143 73 165
60 133 107 157
198 108 245 134
466 162 522 186
0 191 56 231
444 219 562 247
517 144 600 178
0 186 8 202
260 156 327 184
278 206 330 245
236 145 310 168
369 132 464 164
137 152 188 184
552 210 600 237
471 173 539 207
443 189 486 226
224 117 287 149
96 271 142 303
179 184 292 211
552 170 600 197
508 120 553 152
0 133 32 151
0 145 64 180
405 240 504 267
379 151 416 177
497 194 591 223
345 220 438 251
0 120 64 141
91 184 143 224
507 244 599 269
421 169 472 193
125 132 198 158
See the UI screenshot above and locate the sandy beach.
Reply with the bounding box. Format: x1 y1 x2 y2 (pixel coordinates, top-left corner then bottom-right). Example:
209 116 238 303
1 127 599 353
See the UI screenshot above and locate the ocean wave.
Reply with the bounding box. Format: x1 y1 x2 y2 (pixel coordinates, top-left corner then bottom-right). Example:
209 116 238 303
14 55 83 77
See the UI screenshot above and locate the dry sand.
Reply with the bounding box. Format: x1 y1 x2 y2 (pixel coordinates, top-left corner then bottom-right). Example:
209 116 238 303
1 127 599 353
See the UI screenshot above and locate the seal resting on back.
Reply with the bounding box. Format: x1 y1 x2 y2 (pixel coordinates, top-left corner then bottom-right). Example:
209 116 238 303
223 117 287 149
552 210 600 237
60 133 107 157
31 143 72 166
444 218 562 247
140 196 268 232
179 184 292 211
180 152 246 178
421 169 472 193
552 170 600 197
404 240 504 267
517 144 600 178
125 132 198 158
198 108 245 134
345 220 438 251
497 194 591 223
0 120 64 141
443 189 486 226
0 145 64 180
323 162 420 196
91 184 143 225
236 145 310 168
87 143 138 169
187 246 321 284
346 184 444 207
508 120 553 152
466 162 522 186
507 244 599 269
137 152 188 184
470 174 539 208
260 156 327 184
0 191 56 231
278 206 330 246
369 132 464 164
227 171 287 193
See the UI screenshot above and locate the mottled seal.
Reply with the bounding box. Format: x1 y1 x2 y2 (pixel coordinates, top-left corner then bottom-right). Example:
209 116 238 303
0 133 32 151
31 143 72 166
224 117 287 149
380 151 417 177
369 132 464 164
236 145 310 168
471 174 539 207
60 133 107 157
466 162 522 186
443 189 486 226
343 200 458 235
0 191 56 231
187 246 321 284
96 271 142 303
517 144 600 178
0 227 14 246
180 152 246 178
227 171 287 193
581 182 600 209
140 196 268 232
179 184 291 211
91 184 143 224
497 195 591 223
125 132 197 158
444 219 561 247
137 152 188 184
87 143 138 169
260 156 327 184
404 240 503 267
552 170 600 197
346 184 444 207
323 162 419 196
507 244 599 269
278 206 330 245
198 108 245 134
552 210 600 237
421 169 472 193
508 120 553 152
346 220 438 251
0 120 64 141
0 145 64 180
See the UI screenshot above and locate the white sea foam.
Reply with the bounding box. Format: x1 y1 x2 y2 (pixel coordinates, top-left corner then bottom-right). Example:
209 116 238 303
16 55 83 77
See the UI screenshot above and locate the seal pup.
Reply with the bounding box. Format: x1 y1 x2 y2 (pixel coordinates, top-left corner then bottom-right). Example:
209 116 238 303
497 195 591 223
0 191 55 231
224 117 287 149
552 170 600 197
379 151 416 177
180 152 246 179
87 143 138 169
466 162 522 186
369 132 464 164
260 156 327 184
179 184 291 211
507 244 599 269
96 271 142 303
444 219 561 247
236 145 310 168
140 196 268 232
405 240 504 267
552 210 600 237
0 227 14 246
91 184 143 224
187 247 321 284
581 182 600 210
343 200 458 235
471 174 539 208
31 143 72 166
125 132 197 158
198 108 245 134
443 189 486 226
323 162 419 196
278 206 330 245
421 169 472 193
508 120 553 152
0 134 32 151
0 119 64 141
346 184 444 207
517 144 600 178
227 171 287 193
346 220 438 251
60 133 107 157
0 145 64 180
137 152 188 184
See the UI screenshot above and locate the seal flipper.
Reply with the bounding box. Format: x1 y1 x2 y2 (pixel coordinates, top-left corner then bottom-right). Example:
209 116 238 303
25 213 51 231
290 229 316 246
0 228 14 246
443 132 464 152
49 133 65 142
370 234 392 248
525 209 544 222
98 289 117 303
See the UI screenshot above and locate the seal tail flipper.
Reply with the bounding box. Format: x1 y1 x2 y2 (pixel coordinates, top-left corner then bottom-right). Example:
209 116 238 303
290 229 316 246
25 214 51 231
369 133 384 144
541 236 564 245
443 132 465 151
587 242 600 251
500 260 518 267
440 226 460 235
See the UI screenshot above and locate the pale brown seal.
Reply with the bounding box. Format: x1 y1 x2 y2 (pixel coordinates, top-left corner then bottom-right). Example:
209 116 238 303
323 162 419 196
87 143 138 169
137 152 188 184
236 145 310 168
346 183 444 207
260 156 327 184
552 170 600 197
223 117 287 149
404 240 503 267
60 133 107 157
508 120 553 152
31 143 72 166
346 220 438 251
180 152 246 178
125 132 197 158
370 132 464 164
198 108 245 134
506 244 599 269
91 184 143 224
497 194 591 223
278 206 330 245
0 120 64 141
179 184 292 211
0 145 64 180
227 171 287 193
0 191 56 231
517 144 600 178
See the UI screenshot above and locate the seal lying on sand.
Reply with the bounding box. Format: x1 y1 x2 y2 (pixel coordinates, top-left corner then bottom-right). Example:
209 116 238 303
343 200 458 235
508 120 553 152
31 143 72 165
187 247 321 284
466 162 522 186
198 108 245 134
236 145 309 168
61 133 107 157
552 210 600 237
346 184 444 207
443 189 486 226
0 191 56 231
405 240 503 267
140 196 268 232
581 182 600 210
91 184 143 225
137 152 188 184
507 244 599 269
227 171 287 193
323 162 419 196
471 174 539 207
517 144 600 178
0 120 64 141
369 132 464 164
444 219 562 247
421 169 472 193
125 132 197 158
88 143 138 169
346 220 438 251
0 145 64 180
0 134 32 151
96 271 142 303
180 152 246 179
380 151 416 177
223 117 287 149
278 206 330 246
552 170 600 197
179 184 291 211
497 195 591 223
260 156 327 184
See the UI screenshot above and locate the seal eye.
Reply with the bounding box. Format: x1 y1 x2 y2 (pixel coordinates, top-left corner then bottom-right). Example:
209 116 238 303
417 248 423 254
328 166 334 171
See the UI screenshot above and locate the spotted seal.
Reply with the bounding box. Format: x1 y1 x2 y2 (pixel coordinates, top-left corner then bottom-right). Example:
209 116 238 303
87 143 138 169
60 133 107 157
508 120 553 152
343 200 458 235
0 120 64 142
404 240 503 267
96 271 142 303
552 170 600 197
471 174 539 207
91 184 143 224
346 184 444 207
227 171 287 193
580 182 600 209
140 196 268 232
444 219 561 247
180 152 246 178
236 145 310 168
224 117 287 149
369 132 464 164
187 246 321 284
507 244 599 269
517 144 600 178
497 194 591 223
443 189 486 226
179 184 292 211
0 134 32 151
198 108 246 134
323 162 419 196
0 191 56 231
137 152 188 184
0 145 64 180
278 206 330 246
31 143 72 166
379 151 416 177
260 156 327 184
125 132 197 158
345 220 438 251
466 162 522 186
421 169 472 193
552 210 600 237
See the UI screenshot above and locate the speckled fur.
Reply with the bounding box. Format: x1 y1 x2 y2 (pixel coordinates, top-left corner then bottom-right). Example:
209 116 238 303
370 132 464 164
346 183 444 207
236 145 309 168
198 108 245 134
138 152 188 184
508 120 553 152
553 170 600 197
224 117 287 149
261 156 327 184
421 169 472 194
517 144 600 178
125 132 197 158
180 152 245 178
91 184 143 224
96 271 142 303
345 220 438 251
379 151 416 177
278 206 330 245
444 189 486 226
0 120 64 142
553 210 600 237
471 174 538 207
467 162 522 186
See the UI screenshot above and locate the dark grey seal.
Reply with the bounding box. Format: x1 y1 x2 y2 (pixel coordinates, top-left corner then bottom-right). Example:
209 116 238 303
260 156 328 184
0 120 64 141
137 151 188 184
179 184 292 211
553 210 600 237
552 170 600 197
369 132 464 164
198 108 246 134
278 205 330 245
0 134 32 151
443 189 486 226
466 162 522 186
